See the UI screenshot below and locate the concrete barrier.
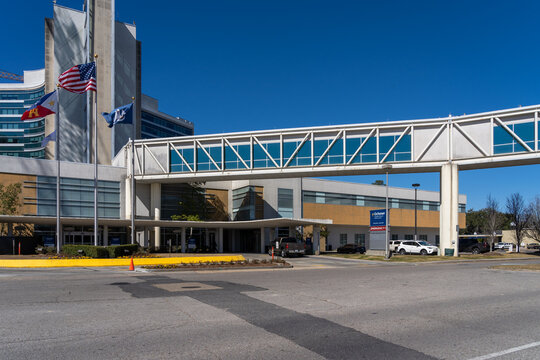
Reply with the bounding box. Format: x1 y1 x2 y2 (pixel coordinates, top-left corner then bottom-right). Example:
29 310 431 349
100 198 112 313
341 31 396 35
0 255 246 268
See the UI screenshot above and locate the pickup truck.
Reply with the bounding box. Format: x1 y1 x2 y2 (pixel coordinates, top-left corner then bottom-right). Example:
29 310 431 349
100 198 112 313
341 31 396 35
269 237 305 257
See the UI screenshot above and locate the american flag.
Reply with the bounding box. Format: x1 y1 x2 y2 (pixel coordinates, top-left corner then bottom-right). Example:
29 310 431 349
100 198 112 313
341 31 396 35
58 62 97 94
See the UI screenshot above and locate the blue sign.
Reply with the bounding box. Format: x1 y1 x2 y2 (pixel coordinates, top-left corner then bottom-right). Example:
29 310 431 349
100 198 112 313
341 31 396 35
110 237 121 245
44 236 55 247
370 209 387 230
188 238 197 249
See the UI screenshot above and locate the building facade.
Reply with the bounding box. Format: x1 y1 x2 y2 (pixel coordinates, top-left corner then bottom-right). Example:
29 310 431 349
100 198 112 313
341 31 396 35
0 153 466 254
0 70 46 158
141 94 194 139
44 2 140 164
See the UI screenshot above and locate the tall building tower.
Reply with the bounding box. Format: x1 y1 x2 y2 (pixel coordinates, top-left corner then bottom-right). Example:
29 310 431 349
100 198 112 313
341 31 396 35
0 69 46 158
44 0 140 164
141 94 194 139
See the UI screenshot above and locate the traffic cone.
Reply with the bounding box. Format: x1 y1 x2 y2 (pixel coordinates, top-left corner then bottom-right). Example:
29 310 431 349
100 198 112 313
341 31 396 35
129 256 135 271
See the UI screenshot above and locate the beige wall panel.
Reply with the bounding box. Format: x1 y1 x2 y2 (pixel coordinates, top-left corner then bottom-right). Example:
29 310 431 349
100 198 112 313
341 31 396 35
304 203 466 229
0 173 37 215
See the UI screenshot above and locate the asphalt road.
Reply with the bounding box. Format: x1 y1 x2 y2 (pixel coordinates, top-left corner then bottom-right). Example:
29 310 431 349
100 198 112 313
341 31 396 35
1 256 540 359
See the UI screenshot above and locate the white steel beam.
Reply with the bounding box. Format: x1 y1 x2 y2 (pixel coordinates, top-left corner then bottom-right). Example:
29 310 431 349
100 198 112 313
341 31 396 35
494 117 533 152
453 123 488 157
314 130 343 166
380 126 410 163
284 132 311 168
346 128 376 165
253 136 279 168
415 124 446 161
171 145 193 172
143 144 166 173
224 138 249 169
196 140 220 170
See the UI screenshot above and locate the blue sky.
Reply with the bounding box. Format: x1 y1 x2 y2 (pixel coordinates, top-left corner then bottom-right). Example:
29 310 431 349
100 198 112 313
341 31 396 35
2 0 540 211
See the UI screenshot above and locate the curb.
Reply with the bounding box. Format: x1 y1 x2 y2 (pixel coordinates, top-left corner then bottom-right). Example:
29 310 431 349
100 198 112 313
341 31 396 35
140 264 293 272
0 255 245 268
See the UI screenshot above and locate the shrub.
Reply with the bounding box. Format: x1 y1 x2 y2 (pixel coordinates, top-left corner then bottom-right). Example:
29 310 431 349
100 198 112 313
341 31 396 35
62 245 109 258
106 244 139 258
35 246 56 255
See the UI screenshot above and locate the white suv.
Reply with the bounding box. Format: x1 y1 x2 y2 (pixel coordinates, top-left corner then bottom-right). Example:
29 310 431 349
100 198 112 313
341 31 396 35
397 241 439 255
389 240 403 252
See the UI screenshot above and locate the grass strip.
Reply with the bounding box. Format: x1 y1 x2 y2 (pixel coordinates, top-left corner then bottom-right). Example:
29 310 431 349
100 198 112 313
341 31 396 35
325 252 539 262
490 264 540 271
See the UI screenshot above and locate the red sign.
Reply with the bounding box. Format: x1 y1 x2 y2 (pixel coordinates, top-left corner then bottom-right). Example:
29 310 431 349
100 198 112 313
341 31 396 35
370 226 386 231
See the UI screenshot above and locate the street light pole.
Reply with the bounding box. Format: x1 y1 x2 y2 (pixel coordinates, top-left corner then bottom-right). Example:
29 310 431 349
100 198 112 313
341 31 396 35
412 183 420 241
383 164 392 259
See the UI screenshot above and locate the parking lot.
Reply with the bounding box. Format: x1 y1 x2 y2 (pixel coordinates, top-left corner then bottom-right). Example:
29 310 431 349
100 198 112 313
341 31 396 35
1 257 540 359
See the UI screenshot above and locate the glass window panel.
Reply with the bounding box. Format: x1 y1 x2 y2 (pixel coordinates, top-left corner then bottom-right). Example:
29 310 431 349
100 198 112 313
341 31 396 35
493 126 513 146
513 122 534 142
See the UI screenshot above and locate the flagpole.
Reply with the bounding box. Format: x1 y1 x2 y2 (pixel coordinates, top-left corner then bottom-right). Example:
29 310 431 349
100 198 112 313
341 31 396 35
55 85 61 254
93 54 99 247
131 96 136 245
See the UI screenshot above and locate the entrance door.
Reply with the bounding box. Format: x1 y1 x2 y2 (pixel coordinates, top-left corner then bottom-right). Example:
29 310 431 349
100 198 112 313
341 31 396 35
64 232 98 245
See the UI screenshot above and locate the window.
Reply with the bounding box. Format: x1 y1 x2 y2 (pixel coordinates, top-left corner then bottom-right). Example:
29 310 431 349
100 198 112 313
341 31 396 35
278 188 294 218
404 234 414 240
391 234 398 240
34 176 120 218
419 235 428 241
339 233 347 246
354 233 365 246
493 121 534 154
435 235 440 246
233 186 263 220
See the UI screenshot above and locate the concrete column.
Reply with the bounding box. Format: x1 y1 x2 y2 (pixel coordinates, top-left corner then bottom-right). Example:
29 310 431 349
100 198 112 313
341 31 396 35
103 225 108 246
313 225 321 255
218 227 224 253
150 183 161 250
181 227 186 253
440 163 459 257
136 230 147 247
205 229 209 250
269 228 276 243
260 227 266 254
125 178 132 219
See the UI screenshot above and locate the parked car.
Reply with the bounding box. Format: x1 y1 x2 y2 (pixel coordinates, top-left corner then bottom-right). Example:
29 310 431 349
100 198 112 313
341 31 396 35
389 240 403 253
527 242 540 250
337 243 366 254
269 237 305 257
397 241 438 255
459 238 490 254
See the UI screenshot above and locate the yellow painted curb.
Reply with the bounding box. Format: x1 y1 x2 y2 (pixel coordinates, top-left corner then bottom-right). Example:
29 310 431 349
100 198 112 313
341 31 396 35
0 255 246 268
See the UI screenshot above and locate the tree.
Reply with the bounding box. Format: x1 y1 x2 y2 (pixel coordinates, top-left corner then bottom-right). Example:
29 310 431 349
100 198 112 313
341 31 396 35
320 225 330 250
465 209 487 234
0 183 22 235
506 193 530 253
526 196 540 244
485 195 502 252
170 183 206 237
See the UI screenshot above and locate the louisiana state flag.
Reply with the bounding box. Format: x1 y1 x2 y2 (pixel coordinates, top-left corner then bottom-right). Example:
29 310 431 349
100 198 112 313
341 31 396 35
21 90 58 121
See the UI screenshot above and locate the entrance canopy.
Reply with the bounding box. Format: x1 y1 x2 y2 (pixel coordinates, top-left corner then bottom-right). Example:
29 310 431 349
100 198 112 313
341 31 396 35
0 215 332 229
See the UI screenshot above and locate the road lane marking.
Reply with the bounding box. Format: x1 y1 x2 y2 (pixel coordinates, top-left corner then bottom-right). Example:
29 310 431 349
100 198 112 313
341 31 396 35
468 341 540 360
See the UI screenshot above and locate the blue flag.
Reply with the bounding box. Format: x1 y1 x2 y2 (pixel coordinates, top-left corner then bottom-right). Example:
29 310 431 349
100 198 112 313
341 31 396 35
41 130 56 147
101 103 133 128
